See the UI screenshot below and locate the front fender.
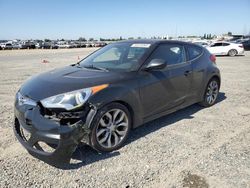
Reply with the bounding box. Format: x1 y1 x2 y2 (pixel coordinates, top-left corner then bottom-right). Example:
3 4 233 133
88 85 143 128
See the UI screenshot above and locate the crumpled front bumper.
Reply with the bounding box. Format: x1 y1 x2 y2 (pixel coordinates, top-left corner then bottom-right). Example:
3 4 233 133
14 99 95 165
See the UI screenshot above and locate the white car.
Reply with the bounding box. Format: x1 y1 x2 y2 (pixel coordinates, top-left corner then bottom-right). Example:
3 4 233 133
193 41 209 47
206 42 244 56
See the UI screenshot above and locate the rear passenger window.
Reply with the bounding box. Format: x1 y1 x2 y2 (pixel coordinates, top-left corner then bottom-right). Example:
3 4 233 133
187 45 203 60
222 43 230 46
149 44 185 66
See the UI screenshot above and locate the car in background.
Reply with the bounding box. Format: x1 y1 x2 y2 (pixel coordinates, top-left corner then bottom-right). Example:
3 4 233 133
12 43 23 49
57 42 71 48
85 42 93 47
14 40 221 164
193 41 209 47
206 42 244 56
1 43 13 50
40 42 59 49
241 39 250 51
94 42 107 47
25 41 36 49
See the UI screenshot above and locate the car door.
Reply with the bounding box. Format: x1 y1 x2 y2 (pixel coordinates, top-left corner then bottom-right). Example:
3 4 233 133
139 43 193 119
185 44 205 97
222 42 231 54
208 42 223 55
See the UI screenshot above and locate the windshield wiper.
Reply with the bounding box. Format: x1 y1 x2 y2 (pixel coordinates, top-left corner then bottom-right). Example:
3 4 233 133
82 64 108 71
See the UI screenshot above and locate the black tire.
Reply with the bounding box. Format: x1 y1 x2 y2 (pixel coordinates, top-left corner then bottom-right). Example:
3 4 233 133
199 78 220 107
228 49 237 57
90 102 132 152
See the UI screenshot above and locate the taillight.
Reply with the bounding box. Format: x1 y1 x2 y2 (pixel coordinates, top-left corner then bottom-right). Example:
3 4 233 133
238 44 243 48
210 54 216 64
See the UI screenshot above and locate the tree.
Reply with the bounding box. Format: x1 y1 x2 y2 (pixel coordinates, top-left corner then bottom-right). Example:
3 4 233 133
203 33 207 39
78 37 86 41
207 34 212 39
44 39 51 42
228 31 232 36
89 38 94 41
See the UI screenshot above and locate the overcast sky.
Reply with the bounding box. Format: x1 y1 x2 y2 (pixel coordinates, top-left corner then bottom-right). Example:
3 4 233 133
1 0 250 40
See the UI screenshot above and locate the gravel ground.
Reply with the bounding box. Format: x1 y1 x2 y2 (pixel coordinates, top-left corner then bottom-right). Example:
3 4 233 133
0 48 250 188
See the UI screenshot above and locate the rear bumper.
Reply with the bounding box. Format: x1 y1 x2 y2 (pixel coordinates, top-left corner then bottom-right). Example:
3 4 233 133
14 100 95 165
238 48 244 55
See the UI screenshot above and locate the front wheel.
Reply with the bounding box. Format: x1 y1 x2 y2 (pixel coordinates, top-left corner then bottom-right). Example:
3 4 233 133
90 103 131 152
199 78 220 107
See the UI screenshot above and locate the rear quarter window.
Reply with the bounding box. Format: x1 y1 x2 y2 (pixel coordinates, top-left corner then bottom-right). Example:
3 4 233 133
186 45 203 61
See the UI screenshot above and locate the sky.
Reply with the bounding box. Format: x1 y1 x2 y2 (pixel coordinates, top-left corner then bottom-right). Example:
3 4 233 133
0 0 250 40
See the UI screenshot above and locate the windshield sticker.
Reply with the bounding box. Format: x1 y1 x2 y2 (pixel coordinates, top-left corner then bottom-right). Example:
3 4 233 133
131 43 151 48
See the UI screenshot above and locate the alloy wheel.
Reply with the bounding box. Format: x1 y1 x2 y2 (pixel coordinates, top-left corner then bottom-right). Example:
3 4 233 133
96 109 129 149
206 80 219 105
229 49 237 56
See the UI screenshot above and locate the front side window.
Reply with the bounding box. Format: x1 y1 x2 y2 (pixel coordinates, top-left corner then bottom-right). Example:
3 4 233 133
80 43 150 72
148 44 186 66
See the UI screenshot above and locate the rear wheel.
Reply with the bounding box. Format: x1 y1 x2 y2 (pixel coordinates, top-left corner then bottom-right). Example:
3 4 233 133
90 103 131 152
228 49 237 57
199 78 219 107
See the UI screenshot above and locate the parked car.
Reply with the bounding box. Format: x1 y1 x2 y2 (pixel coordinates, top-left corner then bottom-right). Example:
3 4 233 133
94 42 107 47
241 39 250 51
14 40 221 164
206 42 244 56
12 43 23 49
40 42 59 49
1 43 13 50
193 41 209 47
57 43 71 48
85 42 93 47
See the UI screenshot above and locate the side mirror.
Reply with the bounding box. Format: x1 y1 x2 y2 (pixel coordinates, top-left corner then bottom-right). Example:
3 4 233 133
144 59 166 71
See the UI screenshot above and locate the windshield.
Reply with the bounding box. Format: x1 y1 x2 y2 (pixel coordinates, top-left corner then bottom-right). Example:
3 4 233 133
79 42 151 72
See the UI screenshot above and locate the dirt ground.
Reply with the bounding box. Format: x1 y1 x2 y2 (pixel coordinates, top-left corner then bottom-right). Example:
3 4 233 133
0 48 249 188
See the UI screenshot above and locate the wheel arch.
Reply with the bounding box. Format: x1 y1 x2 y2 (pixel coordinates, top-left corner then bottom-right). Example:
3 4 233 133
209 75 221 89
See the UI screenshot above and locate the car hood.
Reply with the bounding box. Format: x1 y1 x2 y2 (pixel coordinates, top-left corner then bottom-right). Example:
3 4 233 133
20 65 131 101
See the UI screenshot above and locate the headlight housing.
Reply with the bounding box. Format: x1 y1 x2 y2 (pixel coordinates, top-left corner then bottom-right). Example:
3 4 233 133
41 84 108 110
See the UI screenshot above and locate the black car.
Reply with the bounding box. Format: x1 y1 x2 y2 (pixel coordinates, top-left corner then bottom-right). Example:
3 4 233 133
14 40 221 164
242 39 250 51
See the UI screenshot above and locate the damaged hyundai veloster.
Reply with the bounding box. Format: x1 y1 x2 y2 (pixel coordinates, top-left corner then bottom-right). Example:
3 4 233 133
14 40 221 164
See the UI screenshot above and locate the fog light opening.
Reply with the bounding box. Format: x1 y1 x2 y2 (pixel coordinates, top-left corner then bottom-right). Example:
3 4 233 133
34 141 57 153
20 127 31 141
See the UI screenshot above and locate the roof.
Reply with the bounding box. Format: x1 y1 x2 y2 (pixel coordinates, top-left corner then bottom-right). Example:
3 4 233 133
116 39 191 45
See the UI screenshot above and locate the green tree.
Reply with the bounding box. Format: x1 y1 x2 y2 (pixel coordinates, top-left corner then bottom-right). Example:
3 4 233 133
44 39 51 42
78 37 86 41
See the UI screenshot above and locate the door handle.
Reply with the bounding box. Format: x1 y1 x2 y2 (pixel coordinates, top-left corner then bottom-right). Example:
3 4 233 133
184 70 192 76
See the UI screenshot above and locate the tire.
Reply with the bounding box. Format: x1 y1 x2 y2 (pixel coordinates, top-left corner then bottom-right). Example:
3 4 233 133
228 49 237 57
199 78 220 107
90 102 132 152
